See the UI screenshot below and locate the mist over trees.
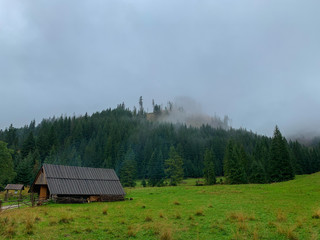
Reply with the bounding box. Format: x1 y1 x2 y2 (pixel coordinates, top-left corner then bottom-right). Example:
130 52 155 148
0 98 319 189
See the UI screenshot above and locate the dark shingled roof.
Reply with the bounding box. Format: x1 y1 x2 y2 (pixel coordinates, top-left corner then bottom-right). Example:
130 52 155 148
42 164 125 196
5 184 24 190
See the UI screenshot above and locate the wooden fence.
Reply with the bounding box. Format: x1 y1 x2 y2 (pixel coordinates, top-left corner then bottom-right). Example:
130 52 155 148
0 195 49 213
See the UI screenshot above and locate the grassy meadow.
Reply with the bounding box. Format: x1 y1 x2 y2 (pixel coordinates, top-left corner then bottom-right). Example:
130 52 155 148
1 174 320 240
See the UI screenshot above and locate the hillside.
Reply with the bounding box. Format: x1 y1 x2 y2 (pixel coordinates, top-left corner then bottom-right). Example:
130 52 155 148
1 173 320 239
0 104 319 190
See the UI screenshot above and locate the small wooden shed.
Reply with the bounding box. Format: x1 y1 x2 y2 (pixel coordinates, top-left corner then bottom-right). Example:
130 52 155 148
29 164 125 203
4 184 24 201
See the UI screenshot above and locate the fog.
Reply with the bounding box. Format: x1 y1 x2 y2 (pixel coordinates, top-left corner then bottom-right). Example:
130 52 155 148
1 0 320 137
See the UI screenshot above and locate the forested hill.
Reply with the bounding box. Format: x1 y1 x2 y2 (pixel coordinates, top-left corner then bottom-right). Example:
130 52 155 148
0 103 319 188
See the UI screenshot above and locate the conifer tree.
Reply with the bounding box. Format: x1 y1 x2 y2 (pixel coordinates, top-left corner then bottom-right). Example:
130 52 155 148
120 148 137 187
203 148 216 185
248 160 267 183
15 153 33 185
269 126 294 182
0 141 16 190
148 149 165 187
223 140 248 184
165 146 184 186
21 132 35 158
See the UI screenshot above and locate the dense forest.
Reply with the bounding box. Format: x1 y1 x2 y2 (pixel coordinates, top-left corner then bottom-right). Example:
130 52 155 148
0 99 319 190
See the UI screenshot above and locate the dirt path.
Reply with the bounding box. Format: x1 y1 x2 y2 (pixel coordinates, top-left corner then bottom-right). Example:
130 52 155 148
1 204 19 211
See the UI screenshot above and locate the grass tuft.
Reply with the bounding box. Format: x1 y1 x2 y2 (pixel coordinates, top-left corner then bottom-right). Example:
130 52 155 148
145 216 153 222
25 218 34 235
276 209 287 222
195 209 204 216
173 201 180 205
59 216 73 224
312 209 320 219
160 228 172 240
102 207 108 215
276 224 298 240
175 212 181 219
127 229 136 237
159 212 164 218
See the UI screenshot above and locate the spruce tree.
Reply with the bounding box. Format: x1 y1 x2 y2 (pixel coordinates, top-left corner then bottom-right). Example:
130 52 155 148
223 141 248 184
21 132 35 158
15 153 33 185
0 141 16 190
203 148 216 185
148 149 165 187
119 148 137 187
165 146 184 186
269 126 294 182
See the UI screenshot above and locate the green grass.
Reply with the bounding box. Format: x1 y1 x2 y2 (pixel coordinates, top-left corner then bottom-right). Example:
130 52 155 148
1 174 320 239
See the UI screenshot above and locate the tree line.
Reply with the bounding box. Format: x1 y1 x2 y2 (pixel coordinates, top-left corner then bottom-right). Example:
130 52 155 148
0 99 319 189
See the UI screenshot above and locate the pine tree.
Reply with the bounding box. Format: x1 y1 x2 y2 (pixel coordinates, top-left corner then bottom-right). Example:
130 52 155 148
269 126 294 182
203 148 216 185
165 146 184 186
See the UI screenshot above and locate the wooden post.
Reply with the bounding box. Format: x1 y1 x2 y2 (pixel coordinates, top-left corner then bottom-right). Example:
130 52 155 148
31 193 35 207
19 190 22 200
0 200 2 212
4 190 8 201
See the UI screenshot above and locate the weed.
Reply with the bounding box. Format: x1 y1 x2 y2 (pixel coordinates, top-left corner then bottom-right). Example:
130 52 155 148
208 204 213 208
159 212 164 218
175 212 181 219
141 205 146 209
173 201 180 205
188 215 194 220
120 219 126 224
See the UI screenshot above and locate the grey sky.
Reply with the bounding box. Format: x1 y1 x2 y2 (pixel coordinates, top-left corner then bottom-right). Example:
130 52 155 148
1 0 320 137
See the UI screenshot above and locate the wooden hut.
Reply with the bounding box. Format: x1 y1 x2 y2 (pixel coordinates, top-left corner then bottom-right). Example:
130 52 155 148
29 164 125 203
4 184 24 201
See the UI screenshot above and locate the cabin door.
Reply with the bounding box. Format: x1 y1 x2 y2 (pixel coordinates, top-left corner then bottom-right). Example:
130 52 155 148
39 185 49 200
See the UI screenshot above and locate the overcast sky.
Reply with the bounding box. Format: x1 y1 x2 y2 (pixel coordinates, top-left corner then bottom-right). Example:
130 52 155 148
1 0 320 137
